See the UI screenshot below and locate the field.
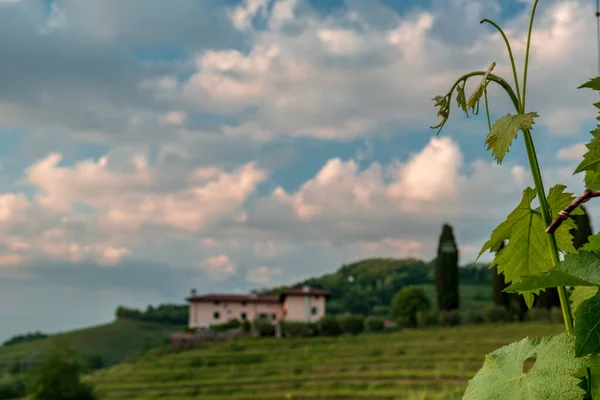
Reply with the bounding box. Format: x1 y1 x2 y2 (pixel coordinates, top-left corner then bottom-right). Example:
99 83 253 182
0 319 179 371
89 322 564 400
417 284 491 311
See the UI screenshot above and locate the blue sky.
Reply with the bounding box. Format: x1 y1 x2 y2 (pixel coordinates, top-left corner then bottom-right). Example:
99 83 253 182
0 0 598 341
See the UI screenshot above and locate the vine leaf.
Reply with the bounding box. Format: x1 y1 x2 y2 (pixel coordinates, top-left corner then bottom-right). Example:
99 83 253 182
456 81 468 117
431 95 450 133
570 286 599 314
574 291 600 357
544 184 582 254
578 77 600 91
467 62 495 114
505 251 600 292
582 232 600 252
485 112 538 164
479 185 578 307
463 332 589 400
575 80 600 189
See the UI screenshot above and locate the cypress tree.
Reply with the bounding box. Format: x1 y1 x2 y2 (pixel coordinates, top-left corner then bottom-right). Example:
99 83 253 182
435 223 460 311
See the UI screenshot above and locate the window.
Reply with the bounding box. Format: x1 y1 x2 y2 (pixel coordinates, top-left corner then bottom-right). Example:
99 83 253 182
241 312 247 320
213 312 220 320
259 313 267 319
241 301 247 306
271 313 276 320
213 300 220 305
311 307 318 315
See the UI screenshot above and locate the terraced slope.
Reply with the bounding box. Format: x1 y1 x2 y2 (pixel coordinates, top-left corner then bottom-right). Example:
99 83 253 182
90 323 564 400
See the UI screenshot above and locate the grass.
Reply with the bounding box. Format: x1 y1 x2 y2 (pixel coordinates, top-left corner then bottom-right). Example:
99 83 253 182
0 319 180 372
89 322 564 400
417 284 491 311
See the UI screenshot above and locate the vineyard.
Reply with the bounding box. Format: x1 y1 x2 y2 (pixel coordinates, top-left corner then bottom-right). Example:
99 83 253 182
89 323 563 400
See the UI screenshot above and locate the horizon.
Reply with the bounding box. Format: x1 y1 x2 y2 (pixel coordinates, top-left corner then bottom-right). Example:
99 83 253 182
0 0 597 342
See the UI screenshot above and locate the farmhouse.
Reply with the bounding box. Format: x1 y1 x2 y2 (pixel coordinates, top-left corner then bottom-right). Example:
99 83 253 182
186 286 332 329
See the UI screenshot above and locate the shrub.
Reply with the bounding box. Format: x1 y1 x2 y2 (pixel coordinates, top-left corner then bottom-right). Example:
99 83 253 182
0 375 27 399
241 320 251 333
527 308 552 323
252 318 275 337
210 319 241 332
317 316 342 336
364 316 385 332
465 310 485 325
416 310 439 328
439 310 461 327
484 306 513 323
391 286 431 328
280 322 315 338
31 344 97 400
550 307 564 324
372 305 390 317
340 314 365 335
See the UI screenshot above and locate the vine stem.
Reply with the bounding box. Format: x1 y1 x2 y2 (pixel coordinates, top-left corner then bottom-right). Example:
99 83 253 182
518 0 574 335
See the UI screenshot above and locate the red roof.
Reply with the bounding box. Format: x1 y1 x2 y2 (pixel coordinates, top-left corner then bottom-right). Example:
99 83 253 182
282 288 332 298
186 294 280 303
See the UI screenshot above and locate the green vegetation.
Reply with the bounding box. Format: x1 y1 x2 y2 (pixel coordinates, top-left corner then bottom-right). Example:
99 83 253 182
435 224 460 312
88 323 564 400
391 286 430 327
115 304 188 325
2 332 49 348
31 344 97 400
0 319 177 374
431 0 600 397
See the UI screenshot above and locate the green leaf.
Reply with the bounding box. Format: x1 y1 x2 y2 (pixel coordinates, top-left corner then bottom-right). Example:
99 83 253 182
478 187 551 306
585 170 600 191
582 232 600 252
456 81 468 117
578 77 600 91
574 291 600 357
505 251 600 292
467 62 495 114
571 286 599 314
484 112 538 164
463 332 589 400
431 95 450 133
544 184 581 254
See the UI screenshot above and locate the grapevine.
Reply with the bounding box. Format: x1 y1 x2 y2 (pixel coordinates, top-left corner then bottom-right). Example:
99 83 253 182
431 1 600 398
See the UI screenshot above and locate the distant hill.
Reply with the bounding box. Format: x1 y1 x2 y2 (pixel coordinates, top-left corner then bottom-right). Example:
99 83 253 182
257 258 492 315
0 257 493 376
0 319 180 375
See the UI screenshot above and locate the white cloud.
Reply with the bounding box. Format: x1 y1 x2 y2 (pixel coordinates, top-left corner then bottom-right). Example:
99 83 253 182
557 142 587 160
201 254 238 281
180 0 598 141
246 265 282 284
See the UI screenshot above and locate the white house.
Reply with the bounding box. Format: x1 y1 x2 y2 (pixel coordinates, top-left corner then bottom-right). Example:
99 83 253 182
186 286 332 329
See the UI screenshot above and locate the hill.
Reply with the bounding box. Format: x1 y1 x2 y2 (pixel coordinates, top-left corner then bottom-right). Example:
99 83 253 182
0 319 180 374
259 258 492 315
88 322 563 400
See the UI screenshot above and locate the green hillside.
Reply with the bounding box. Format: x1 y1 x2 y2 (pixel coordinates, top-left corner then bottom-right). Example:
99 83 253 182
260 258 492 315
88 323 564 400
0 319 180 373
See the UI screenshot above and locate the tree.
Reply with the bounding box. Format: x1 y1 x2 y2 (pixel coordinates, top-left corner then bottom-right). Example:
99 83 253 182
391 286 431 327
31 343 97 400
435 224 460 311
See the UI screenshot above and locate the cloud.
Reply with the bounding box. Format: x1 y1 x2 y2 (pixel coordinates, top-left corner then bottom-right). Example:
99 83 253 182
180 0 598 142
557 143 586 160
201 254 238 282
246 265 283 284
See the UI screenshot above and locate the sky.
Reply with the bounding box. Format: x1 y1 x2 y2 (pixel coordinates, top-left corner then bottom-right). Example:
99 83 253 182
0 0 598 341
